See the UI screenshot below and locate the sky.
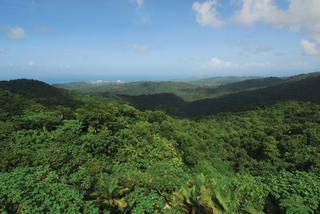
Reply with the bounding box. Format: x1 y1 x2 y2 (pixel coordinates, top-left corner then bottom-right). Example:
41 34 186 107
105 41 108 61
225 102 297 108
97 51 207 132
0 0 319 82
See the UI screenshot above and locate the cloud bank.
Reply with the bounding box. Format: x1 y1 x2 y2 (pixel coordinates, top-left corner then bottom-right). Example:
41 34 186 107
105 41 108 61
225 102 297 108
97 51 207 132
136 0 144 8
192 0 225 27
301 40 320 56
192 0 320 56
205 57 237 68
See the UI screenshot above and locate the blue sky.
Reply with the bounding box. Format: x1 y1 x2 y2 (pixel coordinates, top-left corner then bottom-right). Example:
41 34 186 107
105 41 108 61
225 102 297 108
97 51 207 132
0 0 319 82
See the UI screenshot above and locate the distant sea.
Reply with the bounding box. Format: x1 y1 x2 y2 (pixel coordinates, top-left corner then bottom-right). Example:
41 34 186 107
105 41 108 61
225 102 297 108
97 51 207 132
1 74 187 84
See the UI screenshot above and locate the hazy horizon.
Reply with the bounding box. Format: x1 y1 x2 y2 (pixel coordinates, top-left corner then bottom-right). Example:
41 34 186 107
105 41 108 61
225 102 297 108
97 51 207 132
2 70 320 84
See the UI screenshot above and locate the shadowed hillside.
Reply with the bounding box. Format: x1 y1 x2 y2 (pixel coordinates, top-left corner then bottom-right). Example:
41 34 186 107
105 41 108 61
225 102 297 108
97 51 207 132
188 76 258 86
55 76 282 101
0 79 80 107
123 74 320 117
182 77 285 98
122 93 187 115
188 74 320 116
55 81 197 94
1 77 320 213
0 88 35 118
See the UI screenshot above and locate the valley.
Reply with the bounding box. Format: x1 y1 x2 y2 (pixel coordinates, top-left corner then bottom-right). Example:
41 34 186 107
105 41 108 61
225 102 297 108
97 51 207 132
0 72 320 213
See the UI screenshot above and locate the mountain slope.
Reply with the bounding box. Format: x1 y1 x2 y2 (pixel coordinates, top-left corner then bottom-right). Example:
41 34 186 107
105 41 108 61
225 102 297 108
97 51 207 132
123 74 320 117
55 77 281 101
0 79 79 107
183 77 285 98
122 93 187 115
0 88 35 119
55 81 197 94
1 77 320 213
189 76 259 86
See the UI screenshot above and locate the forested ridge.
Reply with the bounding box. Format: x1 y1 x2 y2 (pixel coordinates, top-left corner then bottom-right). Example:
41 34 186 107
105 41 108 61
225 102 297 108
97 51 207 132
0 79 79 107
54 76 261 101
0 76 320 214
123 73 320 117
56 73 320 103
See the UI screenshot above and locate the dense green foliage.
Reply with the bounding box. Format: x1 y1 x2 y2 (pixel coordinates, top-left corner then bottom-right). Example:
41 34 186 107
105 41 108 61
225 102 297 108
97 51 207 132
55 81 196 95
56 74 320 103
0 79 80 107
55 77 262 101
55 81 204 101
188 76 258 86
182 77 283 98
1 77 320 213
124 74 320 117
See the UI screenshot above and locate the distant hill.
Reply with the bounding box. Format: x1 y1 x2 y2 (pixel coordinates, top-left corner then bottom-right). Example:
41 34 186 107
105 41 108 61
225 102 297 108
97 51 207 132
122 93 187 115
188 76 259 86
187 74 320 116
55 77 268 101
123 73 320 117
182 77 285 98
55 81 208 101
53 82 98 92
0 88 35 118
55 81 197 94
0 79 79 107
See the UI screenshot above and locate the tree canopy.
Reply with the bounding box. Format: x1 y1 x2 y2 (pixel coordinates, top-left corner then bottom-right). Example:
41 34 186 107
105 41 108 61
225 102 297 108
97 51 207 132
0 79 320 213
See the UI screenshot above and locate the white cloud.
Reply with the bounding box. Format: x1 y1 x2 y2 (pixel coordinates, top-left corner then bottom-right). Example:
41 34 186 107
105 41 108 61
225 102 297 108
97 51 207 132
234 0 320 42
131 0 144 8
203 57 273 69
131 0 150 23
205 57 237 68
234 0 277 25
135 0 144 8
192 0 320 41
301 40 320 56
192 0 320 56
130 43 149 53
6 26 25 39
192 0 225 28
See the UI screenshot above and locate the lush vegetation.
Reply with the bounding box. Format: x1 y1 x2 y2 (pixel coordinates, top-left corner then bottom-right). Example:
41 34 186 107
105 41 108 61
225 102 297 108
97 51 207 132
55 76 260 101
188 76 258 86
0 79 79 107
56 74 320 103
123 74 320 117
1 75 320 213
55 81 204 101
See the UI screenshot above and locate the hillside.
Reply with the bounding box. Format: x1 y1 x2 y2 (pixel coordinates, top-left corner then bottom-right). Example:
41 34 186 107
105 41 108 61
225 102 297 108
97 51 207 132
0 83 319 213
123 74 320 117
3 0 320 212
182 77 285 99
0 88 35 119
55 81 211 101
55 81 197 94
122 93 187 115
188 76 259 86
0 79 80 107
188 73 320 116
55 77 281 101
